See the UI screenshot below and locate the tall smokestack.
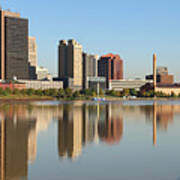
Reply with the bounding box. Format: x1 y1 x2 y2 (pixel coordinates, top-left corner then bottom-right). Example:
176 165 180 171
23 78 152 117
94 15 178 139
153 54 157 90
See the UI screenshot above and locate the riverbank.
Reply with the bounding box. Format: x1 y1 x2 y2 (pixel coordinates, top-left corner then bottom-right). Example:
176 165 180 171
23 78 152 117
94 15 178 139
0 95 180 102
0 95 55 101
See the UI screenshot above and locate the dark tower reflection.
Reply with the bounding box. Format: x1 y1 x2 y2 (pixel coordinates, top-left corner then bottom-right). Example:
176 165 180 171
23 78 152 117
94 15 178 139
0 109 36 180
58 103 124 160
98 104 123 145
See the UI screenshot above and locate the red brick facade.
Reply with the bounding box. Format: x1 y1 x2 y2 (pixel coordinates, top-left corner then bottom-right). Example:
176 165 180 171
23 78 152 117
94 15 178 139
0 82 26 90
98 53 123 80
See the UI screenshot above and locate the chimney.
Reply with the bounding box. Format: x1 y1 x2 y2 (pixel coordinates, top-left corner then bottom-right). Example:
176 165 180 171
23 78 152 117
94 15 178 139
153 54 157 90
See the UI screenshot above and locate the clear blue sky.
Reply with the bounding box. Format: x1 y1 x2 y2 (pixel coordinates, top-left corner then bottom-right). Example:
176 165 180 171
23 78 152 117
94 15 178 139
1 0 180 80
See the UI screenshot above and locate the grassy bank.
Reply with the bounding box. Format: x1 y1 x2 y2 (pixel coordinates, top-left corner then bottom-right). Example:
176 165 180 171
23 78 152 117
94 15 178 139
0 95 55 101
0 95 180 102
0 87 179 101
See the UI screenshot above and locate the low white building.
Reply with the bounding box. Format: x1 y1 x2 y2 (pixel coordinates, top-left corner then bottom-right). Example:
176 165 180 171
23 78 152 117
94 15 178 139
36 66 52 81
109 79 152 91
18 80 63 90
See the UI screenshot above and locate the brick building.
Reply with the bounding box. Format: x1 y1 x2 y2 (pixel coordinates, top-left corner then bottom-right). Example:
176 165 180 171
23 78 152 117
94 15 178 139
0 82 26 90
146 66 174 85
98 53 123 88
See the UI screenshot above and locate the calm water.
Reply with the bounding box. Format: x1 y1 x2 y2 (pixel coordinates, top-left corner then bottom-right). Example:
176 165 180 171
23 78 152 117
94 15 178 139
1 100 180 180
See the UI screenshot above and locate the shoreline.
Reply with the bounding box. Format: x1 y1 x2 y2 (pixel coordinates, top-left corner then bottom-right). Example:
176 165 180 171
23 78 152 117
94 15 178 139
0 96 180 103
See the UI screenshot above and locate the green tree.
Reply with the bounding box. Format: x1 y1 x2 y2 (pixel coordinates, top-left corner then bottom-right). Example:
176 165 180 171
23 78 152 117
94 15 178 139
43 89 49 96
65 88 73 97
122 89 130 97
20 89 26 95
4 88 12 95
48 89 58 97
0 88 4 95
73 91 80 98
58 88 65 98
12 88 20 95
26 88 34 96
106 90 116 96
130 89 138 96
99 88 104 96
35 89 44 96
92 91 97 97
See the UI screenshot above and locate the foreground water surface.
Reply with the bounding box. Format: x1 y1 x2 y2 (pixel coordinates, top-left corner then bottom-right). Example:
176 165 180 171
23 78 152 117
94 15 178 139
1 100 180 180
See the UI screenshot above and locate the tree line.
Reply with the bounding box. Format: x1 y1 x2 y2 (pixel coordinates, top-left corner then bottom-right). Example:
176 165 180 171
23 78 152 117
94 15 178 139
0 87 178 99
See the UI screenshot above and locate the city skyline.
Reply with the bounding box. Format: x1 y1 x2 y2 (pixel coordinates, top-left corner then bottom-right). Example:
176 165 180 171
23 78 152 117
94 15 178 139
1 0 180 80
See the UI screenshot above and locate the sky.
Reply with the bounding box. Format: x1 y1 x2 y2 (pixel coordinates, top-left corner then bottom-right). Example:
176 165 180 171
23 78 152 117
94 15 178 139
1 0 180 80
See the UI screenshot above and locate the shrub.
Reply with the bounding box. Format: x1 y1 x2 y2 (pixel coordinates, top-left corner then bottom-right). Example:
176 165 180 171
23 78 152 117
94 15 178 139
0 88 4 95
92 91 97 97
73 91 80 98
26 88 34 96
4 88 12 95
139 90 154 97
12 88 20 95
115 91 122 97
48 89 58 97
20 89 26 95
35 89 44 96
106 90 116 96
155 91 167 97
99 88 104 96
130 89 138 96
65 88 73 97
122 89 130 97
58 88 65 98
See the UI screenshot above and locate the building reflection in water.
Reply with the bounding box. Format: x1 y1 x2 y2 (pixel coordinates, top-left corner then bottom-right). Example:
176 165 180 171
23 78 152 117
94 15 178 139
141 103 180 145
58 104 83 160
142 104 177 132
98 104 123 145
153 102 157 146
0 104 63 180
1 102 180 179
58 103 124 161
0 112 36 180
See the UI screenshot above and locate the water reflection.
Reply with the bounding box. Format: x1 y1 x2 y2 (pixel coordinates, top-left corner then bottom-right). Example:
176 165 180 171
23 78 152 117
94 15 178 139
58 104 83 159
0 102 180 179
0 104 62 180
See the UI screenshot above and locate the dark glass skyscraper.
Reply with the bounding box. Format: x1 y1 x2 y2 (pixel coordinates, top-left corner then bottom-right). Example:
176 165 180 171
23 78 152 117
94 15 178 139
0 10 29 80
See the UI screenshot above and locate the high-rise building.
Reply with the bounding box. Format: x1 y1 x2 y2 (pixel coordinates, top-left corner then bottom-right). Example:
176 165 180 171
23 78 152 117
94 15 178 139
98 53 123 88
0 9 29 80
83 53 99 89
28 36 37 79
83 53 98 77
58 39 83 89
28 37 37 67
